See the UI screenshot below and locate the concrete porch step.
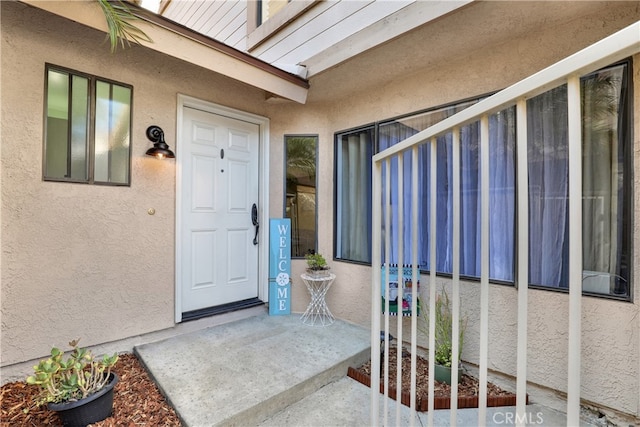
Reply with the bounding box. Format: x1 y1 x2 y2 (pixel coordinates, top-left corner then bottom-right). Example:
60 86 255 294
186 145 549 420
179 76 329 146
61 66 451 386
134 313 370 426
260 376 600 427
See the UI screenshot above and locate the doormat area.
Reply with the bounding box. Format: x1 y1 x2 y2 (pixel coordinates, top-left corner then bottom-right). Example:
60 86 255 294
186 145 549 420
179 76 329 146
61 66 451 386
182 298 264 321
347 348 527 411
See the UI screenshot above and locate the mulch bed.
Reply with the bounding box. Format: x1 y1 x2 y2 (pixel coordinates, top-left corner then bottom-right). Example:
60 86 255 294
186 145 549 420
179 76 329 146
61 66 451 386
348 348 525 411
0 353 181 426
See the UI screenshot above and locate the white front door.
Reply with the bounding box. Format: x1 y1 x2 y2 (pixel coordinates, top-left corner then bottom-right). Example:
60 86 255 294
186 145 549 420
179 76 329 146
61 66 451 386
179 106 260 313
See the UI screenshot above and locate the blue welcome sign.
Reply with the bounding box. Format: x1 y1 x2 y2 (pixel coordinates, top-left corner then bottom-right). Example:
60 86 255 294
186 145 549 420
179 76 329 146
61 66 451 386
269 218 291 315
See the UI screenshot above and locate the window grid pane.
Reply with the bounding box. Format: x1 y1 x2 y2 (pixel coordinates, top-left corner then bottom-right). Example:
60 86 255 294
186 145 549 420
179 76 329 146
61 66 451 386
94 81 111 183
45 69 70 179
335 127 374 263
107 85 131 184
70 75 89 181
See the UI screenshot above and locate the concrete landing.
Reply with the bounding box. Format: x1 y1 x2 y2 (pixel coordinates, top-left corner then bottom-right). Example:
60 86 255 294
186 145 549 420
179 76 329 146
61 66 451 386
134 313 370 426
135 311 598 427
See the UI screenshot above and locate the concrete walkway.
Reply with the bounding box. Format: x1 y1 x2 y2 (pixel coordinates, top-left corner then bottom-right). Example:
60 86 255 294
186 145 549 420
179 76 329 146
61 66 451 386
134 311 597 427
134 313 370 426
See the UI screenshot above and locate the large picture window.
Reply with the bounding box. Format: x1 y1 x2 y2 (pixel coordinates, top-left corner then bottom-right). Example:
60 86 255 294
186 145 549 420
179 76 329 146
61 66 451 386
44 64 132 185
334 60 632 298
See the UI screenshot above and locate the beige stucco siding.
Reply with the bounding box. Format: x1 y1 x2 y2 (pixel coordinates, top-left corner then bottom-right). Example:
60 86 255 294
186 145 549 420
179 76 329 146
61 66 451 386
0 1 270 365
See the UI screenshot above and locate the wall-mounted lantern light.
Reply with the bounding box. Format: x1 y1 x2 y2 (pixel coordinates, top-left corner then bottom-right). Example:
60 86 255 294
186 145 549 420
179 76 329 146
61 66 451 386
145 125 175 159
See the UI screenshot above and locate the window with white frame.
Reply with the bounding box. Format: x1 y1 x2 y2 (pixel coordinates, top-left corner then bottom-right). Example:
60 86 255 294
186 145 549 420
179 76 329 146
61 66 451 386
334 60 632 299
44 64 132 185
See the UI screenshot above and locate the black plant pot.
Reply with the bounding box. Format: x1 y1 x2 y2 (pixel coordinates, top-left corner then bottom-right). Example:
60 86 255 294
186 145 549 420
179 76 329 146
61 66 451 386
48 373 118 427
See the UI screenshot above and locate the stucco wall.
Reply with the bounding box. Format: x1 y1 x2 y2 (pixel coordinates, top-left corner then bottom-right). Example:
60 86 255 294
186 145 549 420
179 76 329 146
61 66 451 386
2 0 639 420
270 1 640 418
0 1 270 365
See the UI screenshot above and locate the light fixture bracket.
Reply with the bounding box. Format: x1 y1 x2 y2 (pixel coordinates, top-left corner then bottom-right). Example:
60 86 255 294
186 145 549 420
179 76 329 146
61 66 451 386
146 125 175 159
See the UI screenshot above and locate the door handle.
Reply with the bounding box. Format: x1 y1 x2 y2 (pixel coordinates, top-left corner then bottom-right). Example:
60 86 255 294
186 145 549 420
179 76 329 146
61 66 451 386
251 203 259 245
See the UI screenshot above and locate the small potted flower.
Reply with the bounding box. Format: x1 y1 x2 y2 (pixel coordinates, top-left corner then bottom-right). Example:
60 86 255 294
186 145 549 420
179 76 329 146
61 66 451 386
26 339 119 426
305 252 331 278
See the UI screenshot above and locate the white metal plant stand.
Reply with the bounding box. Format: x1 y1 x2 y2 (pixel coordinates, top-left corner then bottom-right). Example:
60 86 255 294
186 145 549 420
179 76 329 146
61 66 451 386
300 273 336 326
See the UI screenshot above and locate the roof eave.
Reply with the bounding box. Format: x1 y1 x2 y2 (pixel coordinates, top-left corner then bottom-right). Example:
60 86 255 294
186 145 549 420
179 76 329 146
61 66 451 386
18 0 309 104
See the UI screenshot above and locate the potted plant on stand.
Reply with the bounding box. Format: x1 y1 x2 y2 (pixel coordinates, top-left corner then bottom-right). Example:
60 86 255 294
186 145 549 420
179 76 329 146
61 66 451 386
26 339 119 426
304 252 331 278
423 289 467 385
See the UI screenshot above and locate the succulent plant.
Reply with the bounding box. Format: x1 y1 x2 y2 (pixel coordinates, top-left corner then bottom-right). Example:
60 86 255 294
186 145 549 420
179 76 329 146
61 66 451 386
26 339 118 405
305 252 329 270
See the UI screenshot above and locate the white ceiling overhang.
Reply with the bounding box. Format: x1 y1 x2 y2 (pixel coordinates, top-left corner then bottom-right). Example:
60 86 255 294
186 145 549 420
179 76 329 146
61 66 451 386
18 0 310 104
301 0 473 77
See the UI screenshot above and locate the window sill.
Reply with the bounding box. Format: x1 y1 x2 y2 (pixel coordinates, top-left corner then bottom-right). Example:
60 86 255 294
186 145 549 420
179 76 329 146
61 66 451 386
333 259 632 302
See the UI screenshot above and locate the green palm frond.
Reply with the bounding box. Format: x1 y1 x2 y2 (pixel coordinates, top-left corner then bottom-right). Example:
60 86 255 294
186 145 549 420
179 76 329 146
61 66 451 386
97 0 153 53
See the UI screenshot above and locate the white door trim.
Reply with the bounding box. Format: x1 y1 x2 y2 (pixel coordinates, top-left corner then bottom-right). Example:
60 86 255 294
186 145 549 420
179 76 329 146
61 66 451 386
175 94 270 323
